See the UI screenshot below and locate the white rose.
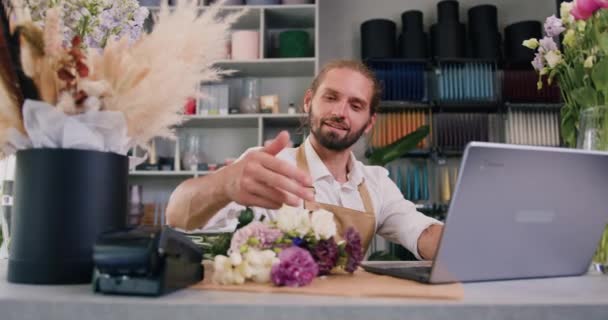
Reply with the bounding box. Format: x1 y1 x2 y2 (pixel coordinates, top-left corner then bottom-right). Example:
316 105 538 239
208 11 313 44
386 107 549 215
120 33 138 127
544 51 563 68
276 205 311 236
310 209 337 240
212 255 246 285
245 249 278 283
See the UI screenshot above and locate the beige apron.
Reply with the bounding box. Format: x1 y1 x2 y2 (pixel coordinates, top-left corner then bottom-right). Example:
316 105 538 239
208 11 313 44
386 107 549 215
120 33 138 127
296 145 376 253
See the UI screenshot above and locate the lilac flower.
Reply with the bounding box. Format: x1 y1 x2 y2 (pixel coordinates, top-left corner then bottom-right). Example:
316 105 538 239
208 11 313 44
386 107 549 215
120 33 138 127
539 37 558 53
544 15 565 37
344 227 363 273
271 246 318 287
25 0 149 49
229 221 283 254
531 53 545 71
309 238 339 275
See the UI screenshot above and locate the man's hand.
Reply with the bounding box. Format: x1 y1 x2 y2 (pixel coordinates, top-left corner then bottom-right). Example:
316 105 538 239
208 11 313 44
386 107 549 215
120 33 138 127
417 224 443 260
222 131 314 209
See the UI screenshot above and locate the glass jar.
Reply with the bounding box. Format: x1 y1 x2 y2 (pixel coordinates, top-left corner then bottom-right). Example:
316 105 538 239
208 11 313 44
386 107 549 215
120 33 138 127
239 78 260 114
577 106 608 273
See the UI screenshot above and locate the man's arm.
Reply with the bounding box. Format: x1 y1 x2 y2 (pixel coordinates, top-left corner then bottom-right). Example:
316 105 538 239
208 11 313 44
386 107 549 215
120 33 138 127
166 131 314 230
417 224 443 260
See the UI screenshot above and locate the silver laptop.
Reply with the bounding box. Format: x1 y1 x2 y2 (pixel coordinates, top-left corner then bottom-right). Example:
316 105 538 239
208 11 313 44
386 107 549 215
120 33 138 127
362 142 608 283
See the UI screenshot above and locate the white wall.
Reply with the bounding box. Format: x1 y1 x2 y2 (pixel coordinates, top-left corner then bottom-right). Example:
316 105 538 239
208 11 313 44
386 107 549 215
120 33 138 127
318 0 557 65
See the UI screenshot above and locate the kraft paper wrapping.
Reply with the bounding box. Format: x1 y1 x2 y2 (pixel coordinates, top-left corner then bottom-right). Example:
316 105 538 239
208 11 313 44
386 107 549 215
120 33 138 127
192 262 464 300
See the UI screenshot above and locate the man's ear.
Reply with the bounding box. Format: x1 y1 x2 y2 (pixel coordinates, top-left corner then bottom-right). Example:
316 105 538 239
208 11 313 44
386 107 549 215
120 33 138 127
303 89 313 113
364 113 377 134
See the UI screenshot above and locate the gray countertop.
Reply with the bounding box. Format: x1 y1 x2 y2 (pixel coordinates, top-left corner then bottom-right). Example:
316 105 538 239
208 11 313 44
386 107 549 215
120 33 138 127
1 261 608 320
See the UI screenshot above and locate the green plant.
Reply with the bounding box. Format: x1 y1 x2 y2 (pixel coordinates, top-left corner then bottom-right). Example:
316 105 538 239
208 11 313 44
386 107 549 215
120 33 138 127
367 125 430 166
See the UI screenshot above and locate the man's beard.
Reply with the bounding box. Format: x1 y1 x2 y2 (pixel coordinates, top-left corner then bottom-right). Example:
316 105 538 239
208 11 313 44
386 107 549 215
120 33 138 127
308 108 368 151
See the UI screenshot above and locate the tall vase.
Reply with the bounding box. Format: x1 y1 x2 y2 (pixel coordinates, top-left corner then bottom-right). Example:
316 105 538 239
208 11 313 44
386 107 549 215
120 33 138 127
577 106 608 273
7 149 128 284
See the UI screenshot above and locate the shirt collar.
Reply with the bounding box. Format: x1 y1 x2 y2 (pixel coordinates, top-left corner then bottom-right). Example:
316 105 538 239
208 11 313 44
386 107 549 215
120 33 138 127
303 137 364 188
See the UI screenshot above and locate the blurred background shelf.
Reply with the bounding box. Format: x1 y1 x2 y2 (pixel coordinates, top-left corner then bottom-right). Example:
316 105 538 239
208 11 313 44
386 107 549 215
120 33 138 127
214 58 316 77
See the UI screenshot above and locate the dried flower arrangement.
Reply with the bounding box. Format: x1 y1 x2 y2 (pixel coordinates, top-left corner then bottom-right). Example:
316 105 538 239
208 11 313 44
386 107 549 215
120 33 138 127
0 0 243 158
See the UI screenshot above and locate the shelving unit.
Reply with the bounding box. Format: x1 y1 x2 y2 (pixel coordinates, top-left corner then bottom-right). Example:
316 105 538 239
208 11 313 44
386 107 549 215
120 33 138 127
134 2 318 196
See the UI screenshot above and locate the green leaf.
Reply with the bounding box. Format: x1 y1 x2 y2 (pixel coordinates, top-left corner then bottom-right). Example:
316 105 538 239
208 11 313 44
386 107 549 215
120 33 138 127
592 59 608 91
595 27 608 54
570 86 599 108
367 125 430 166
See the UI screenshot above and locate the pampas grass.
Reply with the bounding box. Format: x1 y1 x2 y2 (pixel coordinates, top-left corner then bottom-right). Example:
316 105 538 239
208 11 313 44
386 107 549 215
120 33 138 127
90 0 245 147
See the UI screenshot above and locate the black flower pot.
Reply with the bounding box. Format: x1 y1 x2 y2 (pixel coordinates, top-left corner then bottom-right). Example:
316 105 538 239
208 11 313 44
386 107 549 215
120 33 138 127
7 149 128 284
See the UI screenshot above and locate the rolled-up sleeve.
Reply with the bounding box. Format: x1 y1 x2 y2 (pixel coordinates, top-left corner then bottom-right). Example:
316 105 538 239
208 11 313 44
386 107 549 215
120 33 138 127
375 171 442 260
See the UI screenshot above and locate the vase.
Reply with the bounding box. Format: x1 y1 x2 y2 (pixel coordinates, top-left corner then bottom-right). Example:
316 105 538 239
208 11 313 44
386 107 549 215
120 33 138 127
577 106 608 273
7 149 128 284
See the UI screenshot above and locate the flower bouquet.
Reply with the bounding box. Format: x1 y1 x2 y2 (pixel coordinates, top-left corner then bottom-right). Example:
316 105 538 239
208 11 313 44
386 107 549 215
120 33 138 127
523 0 608 147
212 205 364 287
525 0 608 272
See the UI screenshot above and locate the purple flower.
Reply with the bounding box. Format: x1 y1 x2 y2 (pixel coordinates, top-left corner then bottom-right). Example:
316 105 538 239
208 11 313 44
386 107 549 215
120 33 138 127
544 15 565 37
229 221 283 254
309 238 339 275
344 227 363 273
539 37 558 53
271 246 318 287
531 53 544 71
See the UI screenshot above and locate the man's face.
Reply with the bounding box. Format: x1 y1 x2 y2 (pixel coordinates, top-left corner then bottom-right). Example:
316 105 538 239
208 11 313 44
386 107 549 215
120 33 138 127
305 68 376 152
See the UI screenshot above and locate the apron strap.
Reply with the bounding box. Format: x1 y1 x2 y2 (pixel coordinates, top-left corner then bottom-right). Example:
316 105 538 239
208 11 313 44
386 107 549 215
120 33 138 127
296 143 374 213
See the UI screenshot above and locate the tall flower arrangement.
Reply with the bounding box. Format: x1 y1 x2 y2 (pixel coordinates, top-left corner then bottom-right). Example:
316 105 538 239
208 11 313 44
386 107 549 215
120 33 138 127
524 0 608 147
0 0 243 157
212 205 365 287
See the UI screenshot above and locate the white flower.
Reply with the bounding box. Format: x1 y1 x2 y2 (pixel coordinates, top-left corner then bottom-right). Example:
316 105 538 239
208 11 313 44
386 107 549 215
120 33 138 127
212 254 246 285
560 2 573 23
276 205 311 236
544 50 563 68
310 209 337 240
522 38 539 49
563 29 576 47
244 249 278 283
584 56 595 69
577 20 587 32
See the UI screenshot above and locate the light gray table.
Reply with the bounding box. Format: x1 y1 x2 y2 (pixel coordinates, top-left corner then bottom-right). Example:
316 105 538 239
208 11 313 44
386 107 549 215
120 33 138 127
1 261 607 320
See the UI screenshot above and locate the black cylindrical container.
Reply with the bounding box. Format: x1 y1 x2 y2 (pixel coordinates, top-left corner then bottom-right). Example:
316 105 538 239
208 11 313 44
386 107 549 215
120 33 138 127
437 0 459 24
7 149 128 284
505 21 542 67
471 31 501 59
361 19 397 59
399 32 428 59
432 22 466 58
402 10 424 33
468 5 498 31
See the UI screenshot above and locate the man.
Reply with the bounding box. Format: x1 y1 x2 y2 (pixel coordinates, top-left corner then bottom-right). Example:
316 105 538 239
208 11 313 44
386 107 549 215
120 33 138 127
166 60 443 260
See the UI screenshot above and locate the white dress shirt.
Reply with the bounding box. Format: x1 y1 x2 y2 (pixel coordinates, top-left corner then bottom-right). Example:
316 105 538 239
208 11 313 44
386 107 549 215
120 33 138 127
203 137 441 260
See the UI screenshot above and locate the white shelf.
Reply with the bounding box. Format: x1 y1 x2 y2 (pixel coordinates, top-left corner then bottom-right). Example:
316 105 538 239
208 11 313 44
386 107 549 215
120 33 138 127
215 58 315 77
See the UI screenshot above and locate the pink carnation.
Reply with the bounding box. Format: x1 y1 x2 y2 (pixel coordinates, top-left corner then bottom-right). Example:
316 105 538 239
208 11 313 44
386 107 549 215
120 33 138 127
229 221 283 254
271 246 318 287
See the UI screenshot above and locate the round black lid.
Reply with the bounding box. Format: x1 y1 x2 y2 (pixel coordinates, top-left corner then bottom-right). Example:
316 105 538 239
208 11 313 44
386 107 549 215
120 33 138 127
438 0 460 24
402 10 424 33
